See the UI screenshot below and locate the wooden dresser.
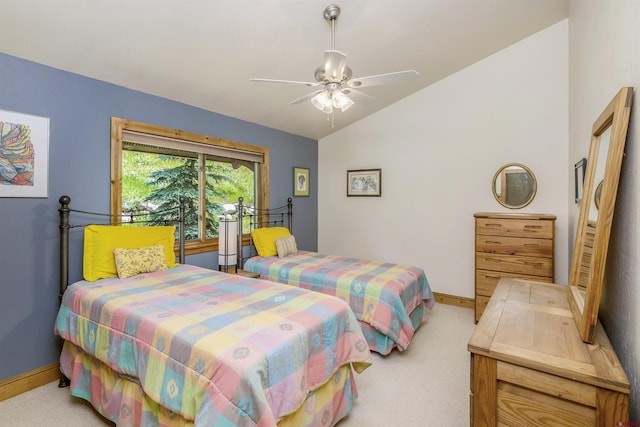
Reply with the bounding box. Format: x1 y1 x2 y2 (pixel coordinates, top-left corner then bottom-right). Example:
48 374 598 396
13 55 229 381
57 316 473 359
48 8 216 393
468 278 629 427
474 212 556 322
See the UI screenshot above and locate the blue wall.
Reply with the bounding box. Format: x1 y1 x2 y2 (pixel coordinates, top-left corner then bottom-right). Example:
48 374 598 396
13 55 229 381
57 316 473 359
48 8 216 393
0 53 318 381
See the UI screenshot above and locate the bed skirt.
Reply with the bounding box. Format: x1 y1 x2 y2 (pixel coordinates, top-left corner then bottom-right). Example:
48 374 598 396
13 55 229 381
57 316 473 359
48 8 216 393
60 341 359 427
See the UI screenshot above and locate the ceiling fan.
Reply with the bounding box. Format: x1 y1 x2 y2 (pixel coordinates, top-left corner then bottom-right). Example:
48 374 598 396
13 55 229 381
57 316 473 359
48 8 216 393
250 4 419 116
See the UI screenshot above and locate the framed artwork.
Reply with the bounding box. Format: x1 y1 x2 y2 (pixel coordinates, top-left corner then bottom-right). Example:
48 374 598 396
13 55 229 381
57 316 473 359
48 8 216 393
574 158 587 203
293 167 309 197
0 109 49 197
347 168 381 197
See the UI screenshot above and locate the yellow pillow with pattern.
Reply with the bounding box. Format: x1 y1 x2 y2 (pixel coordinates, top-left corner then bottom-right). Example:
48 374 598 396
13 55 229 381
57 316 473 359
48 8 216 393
251 227 291 257
113 244 168 279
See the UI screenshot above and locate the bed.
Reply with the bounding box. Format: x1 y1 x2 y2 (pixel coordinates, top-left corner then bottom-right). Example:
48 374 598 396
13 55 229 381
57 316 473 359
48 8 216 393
54 195 372 427
236 198 435 355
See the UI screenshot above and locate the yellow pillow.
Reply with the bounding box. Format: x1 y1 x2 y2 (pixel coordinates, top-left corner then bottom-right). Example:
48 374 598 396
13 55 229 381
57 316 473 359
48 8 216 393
114 245 168 279
83 225 177 281
251 227 291 257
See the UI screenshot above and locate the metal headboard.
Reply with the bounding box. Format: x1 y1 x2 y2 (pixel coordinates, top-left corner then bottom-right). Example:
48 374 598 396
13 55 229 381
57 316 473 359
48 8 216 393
57 194 185 388
58 195 186 302
236 197 292 268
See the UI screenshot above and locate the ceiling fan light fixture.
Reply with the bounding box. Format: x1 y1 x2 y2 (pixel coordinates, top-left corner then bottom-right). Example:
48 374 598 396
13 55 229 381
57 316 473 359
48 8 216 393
250 4 419 121
333 91 354 112
311 91 333 113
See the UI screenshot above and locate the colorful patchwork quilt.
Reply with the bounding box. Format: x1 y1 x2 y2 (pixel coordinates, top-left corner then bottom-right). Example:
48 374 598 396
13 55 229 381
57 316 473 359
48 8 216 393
54 265 372 426
244 251 435 353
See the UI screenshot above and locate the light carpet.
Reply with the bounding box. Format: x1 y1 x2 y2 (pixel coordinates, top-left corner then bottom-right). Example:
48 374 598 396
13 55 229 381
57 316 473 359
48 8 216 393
0 303 475 426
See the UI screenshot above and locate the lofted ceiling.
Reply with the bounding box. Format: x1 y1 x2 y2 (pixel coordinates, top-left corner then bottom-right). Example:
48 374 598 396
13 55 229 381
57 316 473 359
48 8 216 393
0 0 569 140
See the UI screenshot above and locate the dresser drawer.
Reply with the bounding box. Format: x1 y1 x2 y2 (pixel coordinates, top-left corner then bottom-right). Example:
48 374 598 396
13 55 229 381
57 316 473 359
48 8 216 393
496 382 595 426
476 235 553 257
476 218 554 239
476 254 553 278
476 270 553 297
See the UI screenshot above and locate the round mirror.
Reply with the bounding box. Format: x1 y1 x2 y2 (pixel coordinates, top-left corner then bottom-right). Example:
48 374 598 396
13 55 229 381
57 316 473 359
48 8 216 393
492 163 537 209
594 180 603 210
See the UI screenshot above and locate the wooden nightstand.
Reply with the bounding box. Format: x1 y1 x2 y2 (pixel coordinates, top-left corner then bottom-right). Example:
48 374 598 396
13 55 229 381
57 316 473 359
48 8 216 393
227 269 260 279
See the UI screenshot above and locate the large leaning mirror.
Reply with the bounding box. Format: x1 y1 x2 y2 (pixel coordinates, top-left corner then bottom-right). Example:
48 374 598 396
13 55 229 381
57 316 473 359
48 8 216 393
492 163 537 209
568 87 633 343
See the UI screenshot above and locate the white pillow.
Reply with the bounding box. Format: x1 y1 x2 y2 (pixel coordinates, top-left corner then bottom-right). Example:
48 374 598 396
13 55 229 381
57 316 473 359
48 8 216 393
275 235 298 258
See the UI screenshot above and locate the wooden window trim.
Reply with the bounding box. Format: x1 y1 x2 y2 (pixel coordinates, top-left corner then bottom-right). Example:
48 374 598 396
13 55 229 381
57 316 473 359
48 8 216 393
111 117 270 256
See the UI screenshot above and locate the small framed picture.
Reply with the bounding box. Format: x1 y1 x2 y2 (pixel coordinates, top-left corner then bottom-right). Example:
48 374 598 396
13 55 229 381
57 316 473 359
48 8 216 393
574 158 587 203
347 169 381 197
293 167 309 197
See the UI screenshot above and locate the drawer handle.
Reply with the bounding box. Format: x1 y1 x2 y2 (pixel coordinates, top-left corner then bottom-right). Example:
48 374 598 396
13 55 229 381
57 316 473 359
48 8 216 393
524 262 543 267
524 244 539 248
485 275 500 279
524 225 542 229
486 240 502 245
485 223 503 227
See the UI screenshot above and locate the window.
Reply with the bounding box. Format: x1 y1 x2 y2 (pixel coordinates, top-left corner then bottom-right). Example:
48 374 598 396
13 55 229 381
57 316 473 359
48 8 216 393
111 117 269 254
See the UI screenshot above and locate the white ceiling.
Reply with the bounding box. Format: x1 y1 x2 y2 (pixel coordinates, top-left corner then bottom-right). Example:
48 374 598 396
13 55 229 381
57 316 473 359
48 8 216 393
0 0 569 140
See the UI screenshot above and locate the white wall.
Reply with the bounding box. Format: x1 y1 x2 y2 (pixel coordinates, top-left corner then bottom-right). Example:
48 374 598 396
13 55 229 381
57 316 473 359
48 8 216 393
569 0 640 419
318 20 569 299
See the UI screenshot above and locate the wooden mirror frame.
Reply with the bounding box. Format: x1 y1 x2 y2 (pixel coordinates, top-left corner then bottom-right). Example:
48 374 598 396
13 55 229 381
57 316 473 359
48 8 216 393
491 163 537 209
568 87 633 343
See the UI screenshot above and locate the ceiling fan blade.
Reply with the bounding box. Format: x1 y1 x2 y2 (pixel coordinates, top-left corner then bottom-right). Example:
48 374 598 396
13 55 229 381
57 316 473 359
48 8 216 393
347 70 419 88
342 88 376 104
324 50 347 82
289 90 324 105
250 78 320 87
